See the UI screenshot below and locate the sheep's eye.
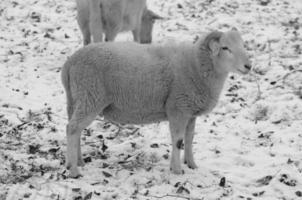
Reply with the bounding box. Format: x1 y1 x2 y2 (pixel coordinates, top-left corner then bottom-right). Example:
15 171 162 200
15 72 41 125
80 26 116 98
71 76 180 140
221 46 232 53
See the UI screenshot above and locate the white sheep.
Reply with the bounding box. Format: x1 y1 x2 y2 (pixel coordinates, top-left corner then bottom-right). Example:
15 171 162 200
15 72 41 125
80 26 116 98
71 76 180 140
76 0 163 45
61 29 252 178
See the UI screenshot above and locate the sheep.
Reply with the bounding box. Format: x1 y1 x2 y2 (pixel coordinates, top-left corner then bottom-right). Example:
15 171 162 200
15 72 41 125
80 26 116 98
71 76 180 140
76 0 163 45
61 29 252 178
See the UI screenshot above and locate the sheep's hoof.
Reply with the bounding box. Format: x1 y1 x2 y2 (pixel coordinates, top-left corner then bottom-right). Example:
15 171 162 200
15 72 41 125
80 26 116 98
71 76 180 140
78 158 85 167
69 174 82 179
184 159 198 169
66 162 72 170
68 167 82 179
170 167 184 175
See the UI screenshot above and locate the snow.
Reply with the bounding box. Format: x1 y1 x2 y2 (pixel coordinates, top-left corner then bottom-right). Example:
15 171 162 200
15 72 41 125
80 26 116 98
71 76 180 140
1 0 302 199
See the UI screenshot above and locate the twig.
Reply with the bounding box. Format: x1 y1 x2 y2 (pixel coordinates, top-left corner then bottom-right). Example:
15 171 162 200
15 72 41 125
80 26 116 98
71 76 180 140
266 69 302 92
281 69 302 86
254 78 262 102
139 193 203 200
16 114 29 123
207 18 217 25
272 169 282 177
250 73 262 104
279 55 300 59
268 40 272 67
118 152 145 164
16 121 28 129
183 180 213 190
0 108 28 123
129 127 140 135
94 118 121 138
267 69 302 87
96 118 123 130
95 118 140 138
126 152 145 161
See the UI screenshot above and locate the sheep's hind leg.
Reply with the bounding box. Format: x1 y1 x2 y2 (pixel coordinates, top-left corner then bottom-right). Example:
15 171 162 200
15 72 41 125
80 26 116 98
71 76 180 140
82 26 91 46
77 135 85 167
104 29 118 42
66 121 81 178
184 117 197 169
76 7 92 45
89 0 103 43
168 113 189 174
132 27 141 43
66 105 98 178
77 15 91 45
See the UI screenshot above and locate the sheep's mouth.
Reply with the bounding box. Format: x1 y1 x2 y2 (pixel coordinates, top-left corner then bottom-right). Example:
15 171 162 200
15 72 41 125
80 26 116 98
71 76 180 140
237 68 250 75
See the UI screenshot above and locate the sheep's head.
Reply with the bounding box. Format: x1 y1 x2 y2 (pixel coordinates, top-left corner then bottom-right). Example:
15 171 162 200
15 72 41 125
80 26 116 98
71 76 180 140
140 9 163 44
205 29 251 75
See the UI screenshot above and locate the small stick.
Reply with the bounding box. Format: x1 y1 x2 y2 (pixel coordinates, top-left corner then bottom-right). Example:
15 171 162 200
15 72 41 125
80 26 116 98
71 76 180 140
139 193 203 200
250 73 262 104
281 69 302 85
268 40 272 67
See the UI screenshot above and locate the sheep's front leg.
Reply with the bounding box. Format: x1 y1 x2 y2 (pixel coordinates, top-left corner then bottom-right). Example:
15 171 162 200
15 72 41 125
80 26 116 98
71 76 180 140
168 114 189 174
184 117 197 169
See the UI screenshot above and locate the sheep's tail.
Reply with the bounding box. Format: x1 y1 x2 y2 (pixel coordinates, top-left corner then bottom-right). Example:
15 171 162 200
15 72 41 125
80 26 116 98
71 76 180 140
61 62 73 120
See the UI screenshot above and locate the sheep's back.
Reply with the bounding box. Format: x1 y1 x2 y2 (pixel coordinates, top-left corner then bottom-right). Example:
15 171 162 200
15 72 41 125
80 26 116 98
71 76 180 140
100 43 173 123
67 42 173 123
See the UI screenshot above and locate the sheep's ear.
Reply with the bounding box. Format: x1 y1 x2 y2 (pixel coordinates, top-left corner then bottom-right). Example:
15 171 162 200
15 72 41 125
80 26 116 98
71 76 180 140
209 39 220 56
147 9 164 20
203 31 223 56
206 32 222 56
152 13 164 20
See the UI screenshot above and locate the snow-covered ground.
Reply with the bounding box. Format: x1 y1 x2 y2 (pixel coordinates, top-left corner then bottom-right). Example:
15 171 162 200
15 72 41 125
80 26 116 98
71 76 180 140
1 0 302 199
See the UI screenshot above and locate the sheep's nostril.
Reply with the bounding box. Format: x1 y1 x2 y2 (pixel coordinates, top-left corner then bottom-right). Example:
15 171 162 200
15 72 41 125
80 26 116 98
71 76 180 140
244 64 251 70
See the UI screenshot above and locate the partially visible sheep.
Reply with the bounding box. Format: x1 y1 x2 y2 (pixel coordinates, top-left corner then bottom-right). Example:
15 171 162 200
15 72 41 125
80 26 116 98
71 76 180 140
76 0 163 45
61 29 252 178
